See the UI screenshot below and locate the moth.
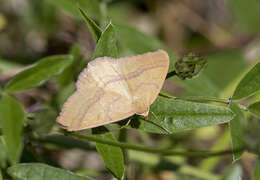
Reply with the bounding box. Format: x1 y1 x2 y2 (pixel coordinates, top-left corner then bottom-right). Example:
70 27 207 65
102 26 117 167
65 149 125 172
57 50 169 131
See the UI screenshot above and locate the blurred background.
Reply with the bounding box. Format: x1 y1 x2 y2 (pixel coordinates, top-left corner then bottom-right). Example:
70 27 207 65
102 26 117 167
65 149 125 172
1 0 260 179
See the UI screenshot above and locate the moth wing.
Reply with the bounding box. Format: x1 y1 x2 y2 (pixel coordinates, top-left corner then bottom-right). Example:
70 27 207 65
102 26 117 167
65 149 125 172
119 50 169 116
57 57 134 131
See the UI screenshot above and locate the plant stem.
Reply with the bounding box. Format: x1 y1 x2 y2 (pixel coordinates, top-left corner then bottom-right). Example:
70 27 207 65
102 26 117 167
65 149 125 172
67 132 243 158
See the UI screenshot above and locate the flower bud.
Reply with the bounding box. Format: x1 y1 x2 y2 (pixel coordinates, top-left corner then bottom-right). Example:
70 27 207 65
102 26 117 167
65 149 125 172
175 53 207 80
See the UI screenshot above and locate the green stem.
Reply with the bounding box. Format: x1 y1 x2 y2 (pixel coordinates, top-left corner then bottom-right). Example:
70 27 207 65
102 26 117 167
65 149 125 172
159 90 175 98
67 132 243 158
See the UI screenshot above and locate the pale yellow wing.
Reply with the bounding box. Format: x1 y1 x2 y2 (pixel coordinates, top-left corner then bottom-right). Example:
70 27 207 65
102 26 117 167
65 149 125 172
118 50 169 116
57 57 134 131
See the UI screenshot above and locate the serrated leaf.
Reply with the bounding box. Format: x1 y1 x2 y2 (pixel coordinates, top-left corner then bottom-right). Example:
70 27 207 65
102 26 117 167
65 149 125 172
116 23 178 72
92 23 118 59
46 0 101 20
79 8 102 42
232 60 260 100
129 97 234 133
0 93 25 164
5 55 73 93
7 163 93 180
229 103 245 161
94 131 125 179
248 101 260 118
254 159 260 180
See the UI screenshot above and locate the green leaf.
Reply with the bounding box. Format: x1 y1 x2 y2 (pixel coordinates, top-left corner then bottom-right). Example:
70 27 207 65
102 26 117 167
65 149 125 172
116 23 178 72
56 83 76 110
7 163 93 180
46 0 101 20
5 55 73 93
31 107 57 136
94 131 125 179
130 97 234 134
254 159 260 180
0 137 7 168
0 93 25 164
58 44 84 88
232 60 260 100
92 23 118 59
229 103 245 161
248 101 260 118
78 8 102 42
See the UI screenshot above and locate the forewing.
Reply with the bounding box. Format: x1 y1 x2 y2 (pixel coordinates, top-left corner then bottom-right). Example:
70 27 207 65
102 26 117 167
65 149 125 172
119 50 169 115
57 57 134 131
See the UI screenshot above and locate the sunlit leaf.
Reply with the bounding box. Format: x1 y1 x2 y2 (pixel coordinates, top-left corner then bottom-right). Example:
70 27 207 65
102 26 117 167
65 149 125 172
232 60 260 100
5 55 73 93
229 103 245 161
130 97 234 133
7 163 93 180
0 93 25 164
